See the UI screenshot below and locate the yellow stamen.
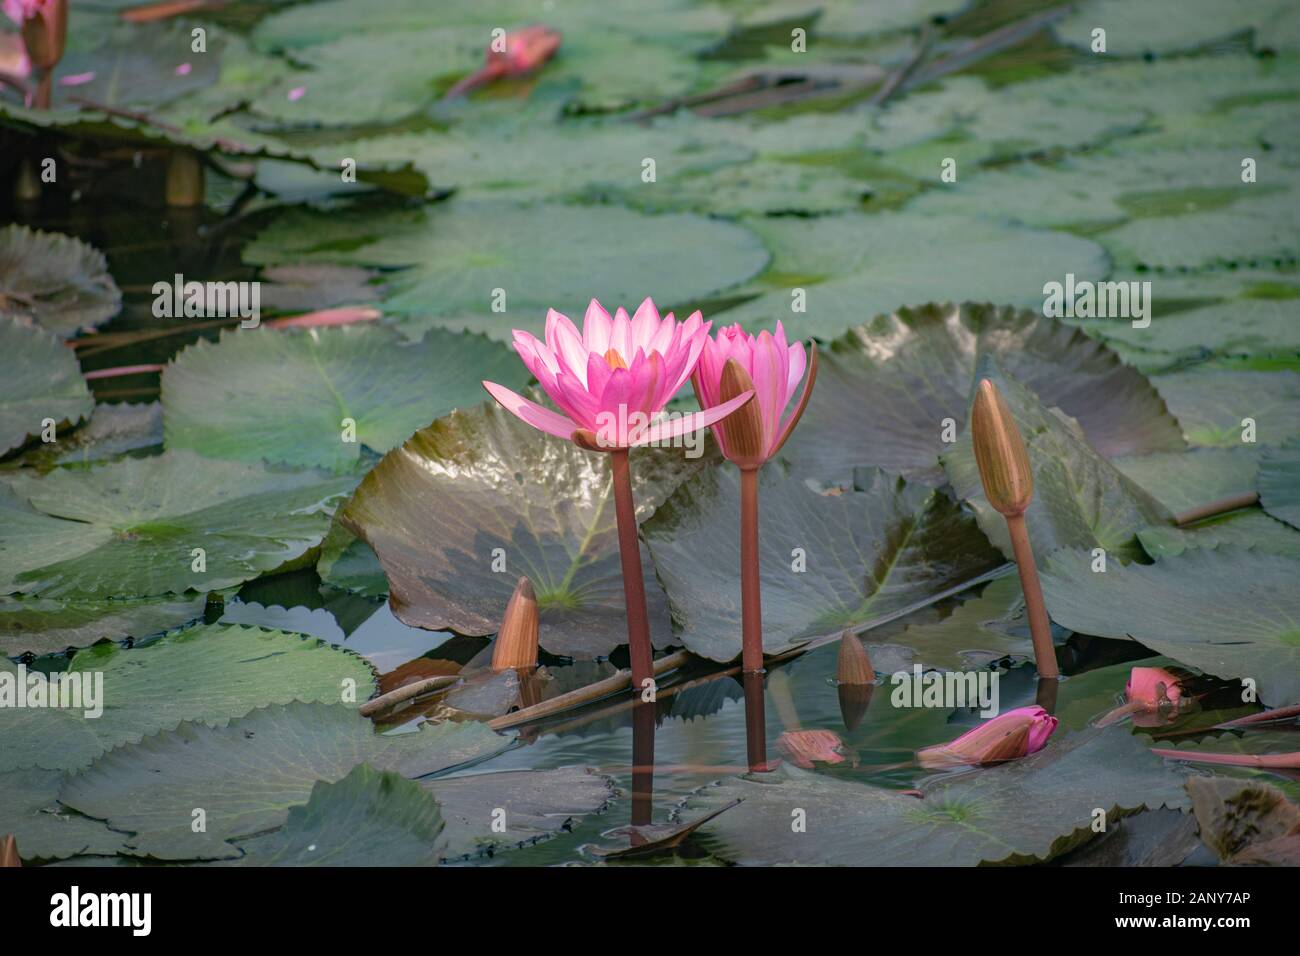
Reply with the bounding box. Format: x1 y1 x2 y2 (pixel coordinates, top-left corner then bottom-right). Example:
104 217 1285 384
604 348 628 370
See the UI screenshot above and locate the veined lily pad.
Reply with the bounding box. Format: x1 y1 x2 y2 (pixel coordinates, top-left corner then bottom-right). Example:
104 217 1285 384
162 326 527 472
0 591 209 657
1114 447 1262 514
720 216 1109 343
1055 0 1295 56
0 451 356 598
59 702 511 860
1098 195 1300 272
782 303 1184 487
677 729 1189 865
0 769 127 863
1041 546 1300 706
1138 511 1300 560
1187 776 1300 865
0 318 93 457
642 466 1005 662
942 363 1173 563
1154 369 1300 447
244 201 769 339
341 399 703 658
1258 442 1300 529
0 623 375 774
0 226 121 338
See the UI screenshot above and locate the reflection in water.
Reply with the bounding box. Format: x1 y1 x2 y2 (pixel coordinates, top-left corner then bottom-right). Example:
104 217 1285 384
742 670 768 772
630 700 656 829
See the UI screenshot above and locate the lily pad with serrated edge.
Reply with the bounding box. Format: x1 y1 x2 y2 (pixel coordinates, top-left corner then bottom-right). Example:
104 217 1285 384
0 450 356 598
1154 369 1300 447
675 729 1190 865
1054 0 1293 56
0 623 376 774
341 398 705 658
642 465 1005 663
0 227 121 338
0 318 93 457
0 768 128 863
942 361 1174 563
779 302 1185 488
58 701 511 860
1258 442 1300 530
0 591 210 657
162 325 528 472
1041 545 1300 707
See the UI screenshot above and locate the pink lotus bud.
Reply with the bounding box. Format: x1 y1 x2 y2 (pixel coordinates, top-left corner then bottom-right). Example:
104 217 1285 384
917 705 1058 770
1125 666 1184 708
489 24 561 77
777 729 845 769
14 0 65 71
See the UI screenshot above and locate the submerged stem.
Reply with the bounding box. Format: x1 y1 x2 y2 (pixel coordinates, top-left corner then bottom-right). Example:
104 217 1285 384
610 448 654 689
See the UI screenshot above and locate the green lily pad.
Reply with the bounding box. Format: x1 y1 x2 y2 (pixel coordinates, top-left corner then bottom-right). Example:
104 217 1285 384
244 201 769 339
894 575 1043 671
781 302 1184 487
1138 511 1300 560
1258 442 1300 529
0 451 356 598
1055 0 1294 56
1041 546 1300 706
1114 447 1262 513
642 465 1004 662
0 226 121 338
341 399 702 658
0 318 93 457
741 0 965 36
721 214 1109 342
677 729 1189 865
162 326 527 472
0 623 375 774
317 523 388 597
942 363 1174 563
0 591 209 657
0 769 127 863
7 402 163 471
1099 195 1300 272
59 702 511 860
1154 369 1300 447
228 764 445 866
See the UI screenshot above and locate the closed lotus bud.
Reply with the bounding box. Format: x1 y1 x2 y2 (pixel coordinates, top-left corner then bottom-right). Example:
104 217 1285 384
18 0 67 72
917 705 1057 770
836 633 875 730
492 24 561 76
777 729 845 769
1 833 19 867
970 378 1033 517
491 576 539 672
717 358 766 468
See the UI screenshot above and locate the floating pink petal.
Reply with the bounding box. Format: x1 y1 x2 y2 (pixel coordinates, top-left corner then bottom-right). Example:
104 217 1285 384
287 86 306 101
777 730 845 769
58 70 94 86
174 62 191 76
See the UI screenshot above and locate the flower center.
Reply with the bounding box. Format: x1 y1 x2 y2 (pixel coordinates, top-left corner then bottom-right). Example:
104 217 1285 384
603 348 628 370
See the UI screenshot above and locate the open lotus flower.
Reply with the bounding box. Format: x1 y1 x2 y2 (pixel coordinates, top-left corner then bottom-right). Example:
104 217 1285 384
445 24 561 99
692 321 816 469
483 298 753 450
917 705 1058 770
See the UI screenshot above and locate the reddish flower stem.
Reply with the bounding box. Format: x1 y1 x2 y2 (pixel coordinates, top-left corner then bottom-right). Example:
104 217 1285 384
742 670 769 772
630 700 656 827
610 448 654 690
739 466 763 675
1005 513 1059 680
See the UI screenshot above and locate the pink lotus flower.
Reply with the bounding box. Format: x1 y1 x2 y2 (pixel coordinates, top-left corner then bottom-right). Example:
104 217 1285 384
692 321 816 468
1126 666 1184 708
445 24 561 100
483 298 752 449
917 705 1058 770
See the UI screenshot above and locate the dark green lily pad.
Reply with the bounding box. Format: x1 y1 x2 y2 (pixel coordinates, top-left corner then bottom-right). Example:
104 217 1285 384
0 769 127 863
1055 0 1295 56
1154 369 1300 447
742 0 965 36
894 575 1041 671
1138 511 1300 559
163 326 527 472
1114 447 1262 514
0 451 356 598
1041 546 1300 706
643 465 1004 662
0 318 93 456
0 591 209 657
59 702 510 860
942 363 1174 563
0 624 375 773
341 399 702 658
677 729 1189 865
0 226 121 338
782 303 1184 488
228 764 445 867
244 201 769 338
1258 442 1300 530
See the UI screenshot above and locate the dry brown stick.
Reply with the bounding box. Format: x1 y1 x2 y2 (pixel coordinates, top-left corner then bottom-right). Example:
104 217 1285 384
359 674 462 718
1174 491 1261 526
900 5 1073 95
870 25 936 106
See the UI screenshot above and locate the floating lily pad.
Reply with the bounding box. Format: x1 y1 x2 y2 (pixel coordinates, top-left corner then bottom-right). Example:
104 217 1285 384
0 769 127 863
643 466 1004 662
317 523 389 598
1099 195 1300 272
893 575 1041 671
341 399 702 658
781 302 1184 487
1114 447 1262 514
1138 511 1300 560
1258 442 1300 529
0 451 356 598
942 363 1173 563
677 729 1189 865
0 624 375 774
245 201 769 339
1042 546 1300 706
8 402 163 471
722 217 1108 343
258 264 386 313
1187 776 1300 865
0 591 209 657
162 326 527 472
59 702 510 859
741 0 965 35
1154 369 1300 447
0 226 121 338
0 318 93 457
1055 0 1294 56
228 764 445 866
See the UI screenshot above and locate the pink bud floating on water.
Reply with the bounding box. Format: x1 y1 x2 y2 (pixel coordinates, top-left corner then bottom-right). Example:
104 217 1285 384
778 729 845 769
444 24 561 99
917 705 1058 770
